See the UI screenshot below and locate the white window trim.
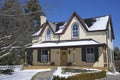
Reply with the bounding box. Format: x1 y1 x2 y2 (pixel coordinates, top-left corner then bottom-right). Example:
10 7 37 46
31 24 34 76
86 47 95 62
46 28 51 41
41 50 48 62
72 23 79 38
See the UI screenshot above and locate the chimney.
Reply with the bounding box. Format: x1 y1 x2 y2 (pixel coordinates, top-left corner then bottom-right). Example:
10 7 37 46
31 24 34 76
40 15 46 26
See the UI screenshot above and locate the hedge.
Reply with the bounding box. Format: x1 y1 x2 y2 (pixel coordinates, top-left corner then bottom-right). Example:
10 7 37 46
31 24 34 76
53 71 106 80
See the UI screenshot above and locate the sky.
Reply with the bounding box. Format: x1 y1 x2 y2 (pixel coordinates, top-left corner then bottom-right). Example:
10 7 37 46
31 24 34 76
0 0 119 48
39 0 120 48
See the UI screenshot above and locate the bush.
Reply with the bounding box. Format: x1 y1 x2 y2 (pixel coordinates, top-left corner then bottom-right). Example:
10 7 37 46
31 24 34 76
0 69 14 75
50 62 55 66
67 62 72 66
53 71 106 80
115 60 120 72
62 68 93 73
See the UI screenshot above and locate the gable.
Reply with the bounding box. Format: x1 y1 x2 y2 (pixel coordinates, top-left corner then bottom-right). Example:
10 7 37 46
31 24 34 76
41 22 55 36
62 12 87 34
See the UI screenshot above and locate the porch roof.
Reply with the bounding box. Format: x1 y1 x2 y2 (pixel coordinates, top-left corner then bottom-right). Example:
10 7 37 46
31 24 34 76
28 39 105 49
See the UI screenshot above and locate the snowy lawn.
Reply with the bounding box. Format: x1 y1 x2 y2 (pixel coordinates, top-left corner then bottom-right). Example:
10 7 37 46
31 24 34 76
107 71 120 76
0 68 51 80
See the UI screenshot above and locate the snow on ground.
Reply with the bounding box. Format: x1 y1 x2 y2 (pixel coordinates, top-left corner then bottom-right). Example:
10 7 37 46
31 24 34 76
53 67 73 78
107 71 120 76
53 67 79 78
0 68 51 80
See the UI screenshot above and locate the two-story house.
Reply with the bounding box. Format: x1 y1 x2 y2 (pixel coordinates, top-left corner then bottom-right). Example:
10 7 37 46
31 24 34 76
25 12 115 70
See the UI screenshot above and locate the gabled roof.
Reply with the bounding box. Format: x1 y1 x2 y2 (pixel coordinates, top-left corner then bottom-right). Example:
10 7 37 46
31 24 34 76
32 21 67 36
32 11 114 39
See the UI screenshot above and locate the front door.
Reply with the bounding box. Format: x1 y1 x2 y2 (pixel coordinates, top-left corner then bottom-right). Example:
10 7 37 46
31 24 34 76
61 51 67 66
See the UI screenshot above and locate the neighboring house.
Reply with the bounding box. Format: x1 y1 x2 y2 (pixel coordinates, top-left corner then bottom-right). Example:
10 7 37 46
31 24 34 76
25 12 115 70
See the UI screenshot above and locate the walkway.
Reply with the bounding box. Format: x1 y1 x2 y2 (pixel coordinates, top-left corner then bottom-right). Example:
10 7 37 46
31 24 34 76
96 75 120 80
32 68 56 80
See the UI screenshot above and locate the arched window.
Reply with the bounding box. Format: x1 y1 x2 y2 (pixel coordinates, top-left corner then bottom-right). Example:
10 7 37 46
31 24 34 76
46 28 51 41
72 23 79 38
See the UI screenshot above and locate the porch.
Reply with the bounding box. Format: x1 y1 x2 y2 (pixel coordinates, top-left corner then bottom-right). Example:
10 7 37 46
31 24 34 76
25 46 108 68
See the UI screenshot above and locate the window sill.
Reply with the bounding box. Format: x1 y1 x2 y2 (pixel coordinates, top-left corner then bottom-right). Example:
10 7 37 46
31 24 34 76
71 37 79 40
38 62 48 63
85 61 95 63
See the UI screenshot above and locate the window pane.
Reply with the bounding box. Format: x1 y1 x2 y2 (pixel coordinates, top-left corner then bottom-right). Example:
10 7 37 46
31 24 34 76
42 50 45 54
72 23 79 38
87 48 90 53
41 50 48 62
41 55 48 62
46 28 51 41
47 29 50 35
45 50 48 55
86 54 94 62
91 48 94 53
86 47 95 62
73 24 78 30
73 31 78 37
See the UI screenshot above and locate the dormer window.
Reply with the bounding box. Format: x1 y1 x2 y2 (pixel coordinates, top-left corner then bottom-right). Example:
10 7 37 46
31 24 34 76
46 28 51 41
72 23 79 38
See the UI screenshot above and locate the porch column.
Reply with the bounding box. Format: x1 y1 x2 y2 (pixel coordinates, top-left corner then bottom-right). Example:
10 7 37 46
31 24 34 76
103 48 107 67
24 52 27 66
47 50 50 65
73 48 75 65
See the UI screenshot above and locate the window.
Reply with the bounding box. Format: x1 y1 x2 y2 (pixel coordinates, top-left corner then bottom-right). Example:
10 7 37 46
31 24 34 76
86 47 95 62
37 49 49 62
46 28 51 41
82 47 98 62
72 23 79 38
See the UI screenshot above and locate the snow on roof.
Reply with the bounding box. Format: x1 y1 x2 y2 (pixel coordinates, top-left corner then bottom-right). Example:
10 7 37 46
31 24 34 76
29 39 103 48
48 21 56 32
87 16 109 31
55 22 67 34
32 28 42 37
31 43 56 48
56 28 64 34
